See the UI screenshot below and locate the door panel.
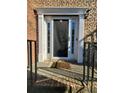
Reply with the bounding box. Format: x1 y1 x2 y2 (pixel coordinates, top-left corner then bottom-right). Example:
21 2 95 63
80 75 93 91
53 19 68 57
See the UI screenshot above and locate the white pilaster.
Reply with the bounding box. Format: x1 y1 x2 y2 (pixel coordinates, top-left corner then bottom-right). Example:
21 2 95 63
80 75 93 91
38 14 44 62
77 14 84 63
51 19 54 58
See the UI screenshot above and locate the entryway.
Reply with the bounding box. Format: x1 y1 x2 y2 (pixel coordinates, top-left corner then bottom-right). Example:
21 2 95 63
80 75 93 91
37 8 85 63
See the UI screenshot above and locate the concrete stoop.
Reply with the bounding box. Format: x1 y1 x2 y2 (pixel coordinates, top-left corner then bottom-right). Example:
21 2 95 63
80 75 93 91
36 68 96 93
30 60 97 93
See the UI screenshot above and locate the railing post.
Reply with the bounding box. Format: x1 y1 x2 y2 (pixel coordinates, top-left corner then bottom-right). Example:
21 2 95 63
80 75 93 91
83 42 86 81
68 86 72 93
87 42 90 84
91 47 95 93
27 41 29 68
91 34 95 93
34 41 37 82
29 41 33 86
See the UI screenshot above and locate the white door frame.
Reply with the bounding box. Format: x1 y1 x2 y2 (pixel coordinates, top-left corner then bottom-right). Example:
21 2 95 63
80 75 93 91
45 16 78 61
37 8 86 63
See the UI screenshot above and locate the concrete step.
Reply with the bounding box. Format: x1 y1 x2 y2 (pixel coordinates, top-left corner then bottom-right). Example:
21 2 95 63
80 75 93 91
37 68 83 88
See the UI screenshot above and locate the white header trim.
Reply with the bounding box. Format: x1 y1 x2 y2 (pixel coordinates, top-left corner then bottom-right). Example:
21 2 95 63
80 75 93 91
36 8 87 15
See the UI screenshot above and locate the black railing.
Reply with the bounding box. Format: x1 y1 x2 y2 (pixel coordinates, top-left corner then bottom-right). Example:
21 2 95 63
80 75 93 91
83 30 97 93
27 40 37 86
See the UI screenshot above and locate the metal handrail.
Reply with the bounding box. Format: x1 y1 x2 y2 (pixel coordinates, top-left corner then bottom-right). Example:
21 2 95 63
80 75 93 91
27 40 37 86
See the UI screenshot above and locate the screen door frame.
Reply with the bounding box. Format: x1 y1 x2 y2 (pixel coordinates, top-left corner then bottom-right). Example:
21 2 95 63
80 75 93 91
51 17 72 60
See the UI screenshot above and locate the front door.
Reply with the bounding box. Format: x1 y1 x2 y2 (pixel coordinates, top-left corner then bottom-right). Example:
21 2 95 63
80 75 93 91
53 19 68 58
45 16 78 61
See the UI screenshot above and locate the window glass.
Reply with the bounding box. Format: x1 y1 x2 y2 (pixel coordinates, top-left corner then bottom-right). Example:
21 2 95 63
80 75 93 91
47 23 50 53
71 21 75 54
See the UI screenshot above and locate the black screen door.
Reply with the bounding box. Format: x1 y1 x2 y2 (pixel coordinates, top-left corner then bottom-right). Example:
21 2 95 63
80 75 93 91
53 19 68 57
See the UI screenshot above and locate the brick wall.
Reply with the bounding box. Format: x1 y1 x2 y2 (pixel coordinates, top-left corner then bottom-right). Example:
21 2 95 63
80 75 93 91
27 0 37 40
